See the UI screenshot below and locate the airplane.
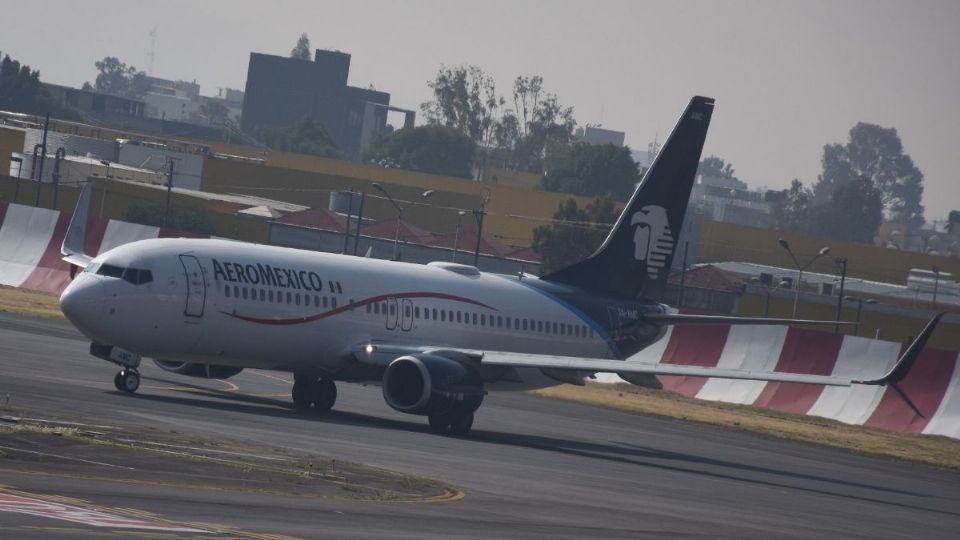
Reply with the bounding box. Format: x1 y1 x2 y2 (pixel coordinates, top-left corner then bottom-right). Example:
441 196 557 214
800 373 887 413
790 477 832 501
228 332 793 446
57 96 942 435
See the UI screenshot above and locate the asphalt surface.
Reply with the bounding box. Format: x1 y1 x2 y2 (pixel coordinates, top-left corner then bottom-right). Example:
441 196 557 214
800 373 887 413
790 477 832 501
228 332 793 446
1 311 959 539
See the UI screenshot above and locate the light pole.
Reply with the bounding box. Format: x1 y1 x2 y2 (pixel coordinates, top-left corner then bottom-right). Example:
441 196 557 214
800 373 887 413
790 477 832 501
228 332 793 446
99 160 111 218
834 256 847 333
778 238 830 318
472 188 491 267
371 183 433 261
932 266 940 307
844 296 876 336
452 210 466 262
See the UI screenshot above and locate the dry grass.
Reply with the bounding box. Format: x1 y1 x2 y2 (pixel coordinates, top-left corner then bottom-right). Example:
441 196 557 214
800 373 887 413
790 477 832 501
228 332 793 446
533 383 960 470
0 285 63 319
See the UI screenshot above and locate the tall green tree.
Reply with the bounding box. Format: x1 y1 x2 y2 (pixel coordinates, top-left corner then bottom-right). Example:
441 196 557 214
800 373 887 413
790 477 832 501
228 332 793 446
290 33 311 60
494 75 576 173
814 122 924 227
262 118 340 159
532 197 617 273
697 156 736 179
92 56 149 99
770 179 814 233
0 54 80 119
363 125 475 178
421 65 504 147
815 175 884 243
540 143 639 201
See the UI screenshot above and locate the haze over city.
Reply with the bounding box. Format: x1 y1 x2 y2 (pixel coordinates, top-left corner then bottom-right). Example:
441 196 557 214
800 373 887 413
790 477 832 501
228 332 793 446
3 0 958 219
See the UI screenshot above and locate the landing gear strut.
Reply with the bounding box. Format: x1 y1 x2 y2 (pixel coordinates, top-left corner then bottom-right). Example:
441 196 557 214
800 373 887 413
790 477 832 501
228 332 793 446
428 411 474 436
113 369 140 393
292 374 337 412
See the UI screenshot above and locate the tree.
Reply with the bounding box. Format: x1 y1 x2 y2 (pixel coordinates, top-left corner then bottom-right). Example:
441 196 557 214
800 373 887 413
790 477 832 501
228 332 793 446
697 156 736 179
0 54 81 120
363 125 475 178
770 179 814 233
262 118 340 158
290 33 311 60
814 123 924 228
532 197 617 273
495 75 576 173
200 99 230 126
540 143 640 201
421 65 504 147
92 56 149 100
815 175 884 243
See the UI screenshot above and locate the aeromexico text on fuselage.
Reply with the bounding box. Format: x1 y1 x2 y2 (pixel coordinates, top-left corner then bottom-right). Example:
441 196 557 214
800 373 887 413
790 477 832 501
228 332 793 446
212 259 342 294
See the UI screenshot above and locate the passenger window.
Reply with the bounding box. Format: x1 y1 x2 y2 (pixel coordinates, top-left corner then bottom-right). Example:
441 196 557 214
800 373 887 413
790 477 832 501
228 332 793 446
323 296 329 308
405 305 411 317
537 320 543 332
268 290 273 302
366 303 371 313
471 313 477 325
456 312 462 323
432 308 438 320
286 292 292 304
224 285 231 297
480 314 486 326
331 298 337 309
441 310 446 322
497 316 502 327
259 289 266 302
415 307 420 318
522 319 528 331
242 288 249 300
552 322 558 334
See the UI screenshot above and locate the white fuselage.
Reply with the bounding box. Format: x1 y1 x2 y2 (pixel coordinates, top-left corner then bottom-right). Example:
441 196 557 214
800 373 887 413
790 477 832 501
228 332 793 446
60 238 615 389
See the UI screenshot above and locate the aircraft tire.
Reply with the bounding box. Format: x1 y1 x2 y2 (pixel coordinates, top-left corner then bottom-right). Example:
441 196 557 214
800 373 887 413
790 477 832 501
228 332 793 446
292 379 314 410
117 370 140 393
428 414 451 433
313 379 337 412
449 412 474 436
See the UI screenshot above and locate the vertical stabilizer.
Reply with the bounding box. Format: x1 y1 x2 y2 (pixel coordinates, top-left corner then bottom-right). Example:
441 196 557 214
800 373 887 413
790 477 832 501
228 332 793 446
541 96 714 299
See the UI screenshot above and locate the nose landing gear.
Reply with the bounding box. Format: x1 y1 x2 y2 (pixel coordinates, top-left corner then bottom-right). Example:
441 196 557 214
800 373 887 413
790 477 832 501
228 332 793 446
113 369 140 393
292 374 338 412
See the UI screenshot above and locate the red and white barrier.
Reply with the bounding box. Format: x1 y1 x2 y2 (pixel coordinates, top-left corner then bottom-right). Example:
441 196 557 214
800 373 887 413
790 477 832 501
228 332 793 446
608 319 960 439
0 201 204 294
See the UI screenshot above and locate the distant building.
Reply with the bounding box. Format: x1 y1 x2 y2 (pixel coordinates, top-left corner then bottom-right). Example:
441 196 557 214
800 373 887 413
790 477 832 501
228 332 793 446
573 126 625 147
241 49 414 158
689 173 773 229
42 83 145 120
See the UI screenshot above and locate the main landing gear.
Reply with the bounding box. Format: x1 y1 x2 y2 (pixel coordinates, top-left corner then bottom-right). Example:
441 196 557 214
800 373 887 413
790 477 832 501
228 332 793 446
428 411 474 436
113 369 140 393
292 374 338 412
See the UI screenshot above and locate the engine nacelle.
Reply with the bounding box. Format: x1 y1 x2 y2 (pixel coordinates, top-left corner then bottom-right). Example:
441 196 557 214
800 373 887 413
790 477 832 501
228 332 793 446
382 354 485 416
617 372 663 389
153 360 243 379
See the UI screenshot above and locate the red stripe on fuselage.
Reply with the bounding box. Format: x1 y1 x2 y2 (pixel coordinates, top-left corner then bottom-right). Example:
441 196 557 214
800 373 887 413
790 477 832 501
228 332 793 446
223 291 495 326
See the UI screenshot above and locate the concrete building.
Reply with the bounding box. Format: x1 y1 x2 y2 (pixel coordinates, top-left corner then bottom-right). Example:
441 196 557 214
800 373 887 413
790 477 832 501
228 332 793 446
240 49 414 158
689 173 773 229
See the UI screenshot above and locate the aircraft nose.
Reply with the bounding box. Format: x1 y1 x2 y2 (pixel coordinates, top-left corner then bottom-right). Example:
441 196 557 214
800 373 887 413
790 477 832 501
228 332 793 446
60 277 105 339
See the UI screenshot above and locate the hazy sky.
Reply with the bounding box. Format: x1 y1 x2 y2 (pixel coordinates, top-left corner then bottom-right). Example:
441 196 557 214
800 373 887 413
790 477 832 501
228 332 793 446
4 0 958 220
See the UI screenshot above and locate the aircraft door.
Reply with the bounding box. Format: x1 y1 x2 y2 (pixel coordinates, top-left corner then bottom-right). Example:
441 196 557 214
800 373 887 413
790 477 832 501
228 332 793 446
179 254 206 317
400 299 414 331
385 297 398 330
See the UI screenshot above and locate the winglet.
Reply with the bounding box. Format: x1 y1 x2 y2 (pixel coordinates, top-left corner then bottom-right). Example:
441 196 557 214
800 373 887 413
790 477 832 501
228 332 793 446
859 313 945 386
61 182 94 270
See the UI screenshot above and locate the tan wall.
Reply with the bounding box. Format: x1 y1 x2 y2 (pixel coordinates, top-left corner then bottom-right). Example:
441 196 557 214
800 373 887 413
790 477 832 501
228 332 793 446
1 127 26 170
0 176 269 243
699 219 960 286
737 290 960 352
202 156 609 245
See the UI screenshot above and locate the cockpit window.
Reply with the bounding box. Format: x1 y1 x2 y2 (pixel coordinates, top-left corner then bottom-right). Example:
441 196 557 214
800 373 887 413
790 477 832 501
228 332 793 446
123 268 153 285
94 264 153 285
97 264 125 278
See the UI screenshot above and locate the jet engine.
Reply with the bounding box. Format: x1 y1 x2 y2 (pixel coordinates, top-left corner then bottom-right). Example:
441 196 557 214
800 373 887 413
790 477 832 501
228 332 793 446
153 359 243 379
382 354 485 416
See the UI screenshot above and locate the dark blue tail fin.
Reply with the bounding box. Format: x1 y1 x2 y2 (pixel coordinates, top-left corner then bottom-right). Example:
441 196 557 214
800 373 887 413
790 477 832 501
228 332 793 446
541 96 714 299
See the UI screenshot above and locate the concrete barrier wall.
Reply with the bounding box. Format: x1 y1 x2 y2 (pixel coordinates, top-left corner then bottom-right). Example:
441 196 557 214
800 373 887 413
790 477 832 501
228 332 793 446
605 320 960 439
0 201 204 294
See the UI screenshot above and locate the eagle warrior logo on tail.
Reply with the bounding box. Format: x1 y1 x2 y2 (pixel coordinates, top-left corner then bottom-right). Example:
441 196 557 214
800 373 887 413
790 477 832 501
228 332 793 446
631 205 673 279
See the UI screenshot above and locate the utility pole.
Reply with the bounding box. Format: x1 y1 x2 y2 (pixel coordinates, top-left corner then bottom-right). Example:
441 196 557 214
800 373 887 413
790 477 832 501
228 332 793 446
163 159 174 227
34 112 50 207
352 191 365 256
342 191 354 254
834 256 847 333
51 147 66 209
932 266 940 307
472 206 486 267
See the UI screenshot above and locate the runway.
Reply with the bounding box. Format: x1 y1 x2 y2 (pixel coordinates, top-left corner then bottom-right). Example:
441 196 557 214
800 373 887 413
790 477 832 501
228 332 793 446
1 312 958 539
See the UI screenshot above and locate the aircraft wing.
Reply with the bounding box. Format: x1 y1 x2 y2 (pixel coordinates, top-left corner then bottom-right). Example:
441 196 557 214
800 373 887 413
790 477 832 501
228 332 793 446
355 313 944 388
645 313 855 326
61 181 94 269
